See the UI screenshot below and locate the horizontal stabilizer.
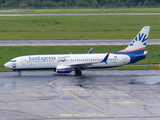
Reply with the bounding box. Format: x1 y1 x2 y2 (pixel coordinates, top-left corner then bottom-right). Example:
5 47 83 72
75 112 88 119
134 53 154 58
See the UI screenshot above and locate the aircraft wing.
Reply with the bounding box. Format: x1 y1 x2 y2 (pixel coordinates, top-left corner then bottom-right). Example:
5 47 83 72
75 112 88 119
65 53 110 68
69 63 93 68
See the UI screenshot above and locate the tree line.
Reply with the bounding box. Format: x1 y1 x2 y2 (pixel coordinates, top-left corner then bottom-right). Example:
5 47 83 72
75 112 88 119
0 0 160 8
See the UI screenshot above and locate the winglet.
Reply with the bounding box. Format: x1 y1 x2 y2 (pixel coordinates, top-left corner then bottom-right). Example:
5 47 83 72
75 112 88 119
101 52 110 64
87 47 94 54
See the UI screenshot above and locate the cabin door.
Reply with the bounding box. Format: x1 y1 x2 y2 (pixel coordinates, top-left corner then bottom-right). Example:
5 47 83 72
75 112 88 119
21 58 26 66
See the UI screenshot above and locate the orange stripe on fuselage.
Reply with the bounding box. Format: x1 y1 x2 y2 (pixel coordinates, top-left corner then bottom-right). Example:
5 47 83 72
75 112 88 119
57 67 71 70
118 47 145 53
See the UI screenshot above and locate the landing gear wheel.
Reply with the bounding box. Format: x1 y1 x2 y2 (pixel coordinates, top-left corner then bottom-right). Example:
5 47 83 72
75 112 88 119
75 70 82 76
18 72 21 76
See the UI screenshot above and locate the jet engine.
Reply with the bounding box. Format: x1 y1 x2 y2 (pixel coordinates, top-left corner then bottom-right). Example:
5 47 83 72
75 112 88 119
56 65 72 73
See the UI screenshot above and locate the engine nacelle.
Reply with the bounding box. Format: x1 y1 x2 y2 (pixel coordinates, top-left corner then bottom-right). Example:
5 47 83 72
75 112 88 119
56 65 72 73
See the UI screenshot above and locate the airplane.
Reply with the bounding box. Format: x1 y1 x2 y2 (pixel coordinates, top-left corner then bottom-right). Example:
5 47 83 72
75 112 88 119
4 26 150 76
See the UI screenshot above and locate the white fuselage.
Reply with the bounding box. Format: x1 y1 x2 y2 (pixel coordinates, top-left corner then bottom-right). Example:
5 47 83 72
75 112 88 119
4 53 130 71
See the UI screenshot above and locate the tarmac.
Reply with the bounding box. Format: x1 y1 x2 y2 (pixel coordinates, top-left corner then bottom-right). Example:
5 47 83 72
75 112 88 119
0 70 160 120
0 39 160 46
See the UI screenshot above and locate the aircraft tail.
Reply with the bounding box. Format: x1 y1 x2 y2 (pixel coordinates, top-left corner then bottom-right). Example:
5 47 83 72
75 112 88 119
115 26 150 54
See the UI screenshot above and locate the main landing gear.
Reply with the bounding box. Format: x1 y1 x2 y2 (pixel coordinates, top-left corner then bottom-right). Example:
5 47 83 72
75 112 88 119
75 69 82 76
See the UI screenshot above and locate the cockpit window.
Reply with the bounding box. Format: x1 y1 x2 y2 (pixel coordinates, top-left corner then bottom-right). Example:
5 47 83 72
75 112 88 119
11 60 16 62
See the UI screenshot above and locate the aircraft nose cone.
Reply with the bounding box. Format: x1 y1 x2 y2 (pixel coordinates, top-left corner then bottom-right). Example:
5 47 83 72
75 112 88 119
4 62 10 68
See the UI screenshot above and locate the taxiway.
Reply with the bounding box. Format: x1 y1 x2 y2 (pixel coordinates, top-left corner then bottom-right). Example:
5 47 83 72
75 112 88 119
0 39 160 46
0 70 160 120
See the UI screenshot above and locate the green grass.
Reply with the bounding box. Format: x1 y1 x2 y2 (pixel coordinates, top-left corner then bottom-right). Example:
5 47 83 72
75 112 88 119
1 8 160 14
0 15 160 40
0 45 160 71
94 65 160 70
35 8 160 13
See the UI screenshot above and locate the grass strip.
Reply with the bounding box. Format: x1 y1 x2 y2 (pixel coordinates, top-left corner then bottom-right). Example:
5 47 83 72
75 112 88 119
0 15 159 40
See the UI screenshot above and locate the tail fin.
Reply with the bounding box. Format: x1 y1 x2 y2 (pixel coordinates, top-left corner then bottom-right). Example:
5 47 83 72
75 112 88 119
116 26 150 54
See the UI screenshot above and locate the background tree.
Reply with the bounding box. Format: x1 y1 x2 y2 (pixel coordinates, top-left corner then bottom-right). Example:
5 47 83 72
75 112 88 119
0 0 160 7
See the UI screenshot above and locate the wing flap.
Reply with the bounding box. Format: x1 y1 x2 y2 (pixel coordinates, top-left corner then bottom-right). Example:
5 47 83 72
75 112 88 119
64 53 110 68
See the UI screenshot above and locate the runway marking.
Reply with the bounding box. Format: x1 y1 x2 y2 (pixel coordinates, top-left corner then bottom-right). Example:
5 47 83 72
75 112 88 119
111 101 137 104
17 78 68 102
59 113 106 117
73 114 82 116
83 114 92 116
65 91 122 120
49 78 123 120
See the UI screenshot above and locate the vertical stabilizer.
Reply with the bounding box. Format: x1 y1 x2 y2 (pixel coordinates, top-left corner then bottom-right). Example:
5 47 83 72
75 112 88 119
117 26 150 54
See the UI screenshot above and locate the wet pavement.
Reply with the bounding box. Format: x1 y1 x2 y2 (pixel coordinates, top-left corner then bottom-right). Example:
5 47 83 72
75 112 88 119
0 70 160 120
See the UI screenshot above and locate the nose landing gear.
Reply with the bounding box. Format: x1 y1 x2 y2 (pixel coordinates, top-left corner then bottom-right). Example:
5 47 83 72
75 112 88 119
18 72 21 76
14 70 21 76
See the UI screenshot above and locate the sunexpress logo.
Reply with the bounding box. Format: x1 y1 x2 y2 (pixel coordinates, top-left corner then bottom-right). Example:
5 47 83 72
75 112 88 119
28 56 56 61
56 56 70 62
130 33 147 46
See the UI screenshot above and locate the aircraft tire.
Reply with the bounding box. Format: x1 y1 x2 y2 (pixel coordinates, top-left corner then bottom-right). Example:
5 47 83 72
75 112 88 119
18 72 21 76
75 70 82 76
